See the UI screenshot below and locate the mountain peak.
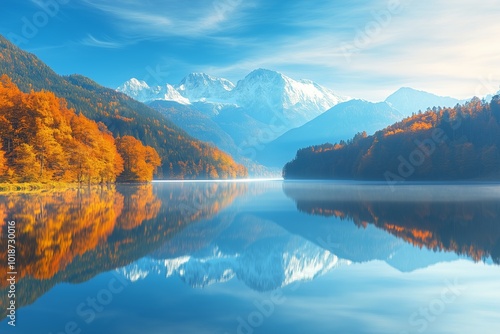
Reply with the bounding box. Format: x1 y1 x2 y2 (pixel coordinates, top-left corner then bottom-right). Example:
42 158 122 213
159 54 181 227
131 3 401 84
233 69 348 126
385 87 461 116
116 78 154 101
116 79 190 104
176 72 235 101
164 84 190 105
243 68 285 82
117 69 348 132
117 78 149 90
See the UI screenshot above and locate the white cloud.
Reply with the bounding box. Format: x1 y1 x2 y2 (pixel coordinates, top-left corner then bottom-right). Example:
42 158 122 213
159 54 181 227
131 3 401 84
77 0 500 100
80 34 126 49
81 0 252 38
203 0 500 100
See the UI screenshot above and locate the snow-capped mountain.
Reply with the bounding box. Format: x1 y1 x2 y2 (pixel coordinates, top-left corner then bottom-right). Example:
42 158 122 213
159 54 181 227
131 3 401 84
164 83 191 104
176 72 235 102
117 70 348 167
231 69 348 125
117 237 348 291
117 78 190 105
116 78 154 102
117 69 348 128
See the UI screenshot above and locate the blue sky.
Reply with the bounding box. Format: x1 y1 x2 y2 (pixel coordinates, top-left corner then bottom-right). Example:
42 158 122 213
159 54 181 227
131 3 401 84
1 0 499 101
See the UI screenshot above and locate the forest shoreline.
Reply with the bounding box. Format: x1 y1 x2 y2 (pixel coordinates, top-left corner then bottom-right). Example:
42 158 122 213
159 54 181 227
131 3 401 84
0 181 152 193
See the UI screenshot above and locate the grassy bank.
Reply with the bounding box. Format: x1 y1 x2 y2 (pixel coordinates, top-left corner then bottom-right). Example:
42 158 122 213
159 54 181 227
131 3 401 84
0 182 84 193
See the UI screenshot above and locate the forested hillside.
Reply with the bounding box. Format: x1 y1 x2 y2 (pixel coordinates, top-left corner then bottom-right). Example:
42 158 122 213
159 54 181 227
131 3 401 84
283 97 500 181
0 35 247 179
0 75 161 183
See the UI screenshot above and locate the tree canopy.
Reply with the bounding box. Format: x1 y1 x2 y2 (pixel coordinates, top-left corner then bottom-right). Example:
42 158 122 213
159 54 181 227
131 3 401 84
283 97 500 181
0 75 160 183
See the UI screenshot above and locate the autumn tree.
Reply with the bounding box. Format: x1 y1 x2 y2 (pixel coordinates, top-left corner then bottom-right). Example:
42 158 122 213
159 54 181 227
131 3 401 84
492 95 500 123
0 145 7 180
12 143 39 182
283 97 500 181
0 75 125 184
116 136 161 182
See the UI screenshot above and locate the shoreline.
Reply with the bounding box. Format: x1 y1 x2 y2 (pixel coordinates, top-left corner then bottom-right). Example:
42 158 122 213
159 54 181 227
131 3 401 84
0 182 119 194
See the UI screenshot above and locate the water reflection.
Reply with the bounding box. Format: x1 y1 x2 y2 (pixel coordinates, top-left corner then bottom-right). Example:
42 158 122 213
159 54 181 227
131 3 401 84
118 182 499 294
0 182 246 320
2 181 500 333
283 182 500 264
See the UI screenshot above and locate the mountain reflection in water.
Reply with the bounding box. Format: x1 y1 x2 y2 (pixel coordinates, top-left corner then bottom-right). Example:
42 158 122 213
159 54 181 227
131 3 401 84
1 181 499 326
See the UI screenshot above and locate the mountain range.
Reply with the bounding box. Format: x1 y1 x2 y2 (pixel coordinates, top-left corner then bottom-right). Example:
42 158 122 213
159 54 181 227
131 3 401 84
0 31 477 177
117 69 347 125
257 89 465 167
117 70 348 169
118 72 467 169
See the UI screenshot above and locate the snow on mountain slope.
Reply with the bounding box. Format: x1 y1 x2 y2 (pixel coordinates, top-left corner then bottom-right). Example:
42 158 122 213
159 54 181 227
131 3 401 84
176 72 235 102
117 78 190 104
117 69 348 127
232 69 348 125
116 236 349 291
163 83 191 104
116 78 153 102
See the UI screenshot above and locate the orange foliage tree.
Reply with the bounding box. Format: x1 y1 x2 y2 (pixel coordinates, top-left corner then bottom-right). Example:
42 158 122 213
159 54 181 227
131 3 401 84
0 75 162 183
116 135 162 182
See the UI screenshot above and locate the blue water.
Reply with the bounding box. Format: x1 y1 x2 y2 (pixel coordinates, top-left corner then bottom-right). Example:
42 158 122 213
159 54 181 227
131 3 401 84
1 181 499 334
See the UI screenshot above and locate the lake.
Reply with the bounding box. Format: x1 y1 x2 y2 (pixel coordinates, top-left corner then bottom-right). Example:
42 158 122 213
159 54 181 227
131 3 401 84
1 180 500 334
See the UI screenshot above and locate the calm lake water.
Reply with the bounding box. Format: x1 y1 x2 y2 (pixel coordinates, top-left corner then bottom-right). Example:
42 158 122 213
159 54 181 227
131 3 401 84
1 180 500 334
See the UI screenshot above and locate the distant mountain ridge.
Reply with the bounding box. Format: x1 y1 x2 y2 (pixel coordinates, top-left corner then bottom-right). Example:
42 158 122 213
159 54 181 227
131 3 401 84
117 69 348 124
119 74 468 171
257 99 405 167
117 66 470 174
258 88 466 167
177 72 235 102
283 96 500 180
118 69 349 137
385 87 463 115
117 69 348 172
